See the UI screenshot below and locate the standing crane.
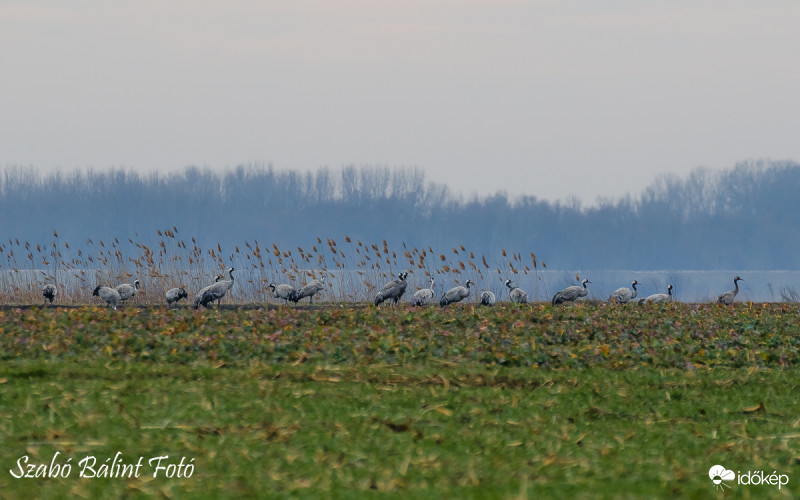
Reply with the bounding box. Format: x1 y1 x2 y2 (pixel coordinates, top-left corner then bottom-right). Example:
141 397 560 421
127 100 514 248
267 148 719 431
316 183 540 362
269 282 300 305
440 280 474 307
194 268 235 309
552 278 591 305
165 287 188 307
717 276 743 305
375 272 408 306
93 285 121 310
115 279 140 306
410 276 436 307
609 280 639 304
505 280 528 304
294 273 326 306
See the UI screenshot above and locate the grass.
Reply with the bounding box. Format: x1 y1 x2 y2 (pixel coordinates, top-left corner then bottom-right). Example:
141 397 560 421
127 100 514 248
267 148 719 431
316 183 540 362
1 303 799 498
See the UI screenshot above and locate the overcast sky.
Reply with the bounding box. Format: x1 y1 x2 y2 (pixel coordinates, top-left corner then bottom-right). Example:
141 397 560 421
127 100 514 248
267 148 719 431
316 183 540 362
1 1 798 203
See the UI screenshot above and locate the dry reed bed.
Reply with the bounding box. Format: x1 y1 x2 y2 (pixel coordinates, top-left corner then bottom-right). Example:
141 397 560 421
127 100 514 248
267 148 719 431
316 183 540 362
0 228 551 306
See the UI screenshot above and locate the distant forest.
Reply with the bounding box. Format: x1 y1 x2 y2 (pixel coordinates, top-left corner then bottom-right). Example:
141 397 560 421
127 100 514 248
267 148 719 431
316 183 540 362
1 159 799 270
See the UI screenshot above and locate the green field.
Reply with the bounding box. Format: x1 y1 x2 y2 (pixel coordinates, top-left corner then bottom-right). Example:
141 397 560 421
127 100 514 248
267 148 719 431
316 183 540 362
1 303 799 499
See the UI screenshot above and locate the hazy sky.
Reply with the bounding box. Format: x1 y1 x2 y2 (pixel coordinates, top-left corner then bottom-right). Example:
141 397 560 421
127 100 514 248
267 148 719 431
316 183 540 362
2 1 798 203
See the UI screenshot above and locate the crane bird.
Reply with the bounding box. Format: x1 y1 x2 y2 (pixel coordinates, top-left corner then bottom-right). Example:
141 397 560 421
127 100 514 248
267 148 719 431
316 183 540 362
115 279 140 306
194 268 235 309
609 280 639 304
552 278 591 305
480 290 496 306
505 280 528 304
375 272 408 306
439 280 474 307
410 276 435 307
639 284 673 304
295 273 326 306
717 276 743 305
93 285 121 310
41 284 57 305
269 282 300 305
192 276 221 307
165 287 188 307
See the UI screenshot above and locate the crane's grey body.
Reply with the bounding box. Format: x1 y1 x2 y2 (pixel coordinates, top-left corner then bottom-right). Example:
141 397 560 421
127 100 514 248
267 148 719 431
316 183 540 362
115 279 140 305
93 285 121 310
295 274 326 305
480 290 496 306
375 272 408 306
166 287 188 307
41 284 57 304
440 280 473 307
609 280 639 304
410 276 435 307
552 279 591 305
192 276 221 308
194 268 235 309
269 283 300 304
639 284 673 304
506 280 528 304
717 276 743 305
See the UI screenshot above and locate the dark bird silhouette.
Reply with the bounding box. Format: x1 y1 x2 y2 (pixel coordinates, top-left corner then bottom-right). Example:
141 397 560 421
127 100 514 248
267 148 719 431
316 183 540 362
41 284 57 305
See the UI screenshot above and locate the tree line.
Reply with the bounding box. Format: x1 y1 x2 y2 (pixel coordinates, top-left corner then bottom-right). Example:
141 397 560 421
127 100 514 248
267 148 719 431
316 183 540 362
1 160 798 270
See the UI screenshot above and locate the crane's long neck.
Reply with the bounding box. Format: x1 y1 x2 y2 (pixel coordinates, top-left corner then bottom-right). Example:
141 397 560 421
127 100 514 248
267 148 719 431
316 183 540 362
631 282 638 299
733 279 739 295
223 269 235 290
